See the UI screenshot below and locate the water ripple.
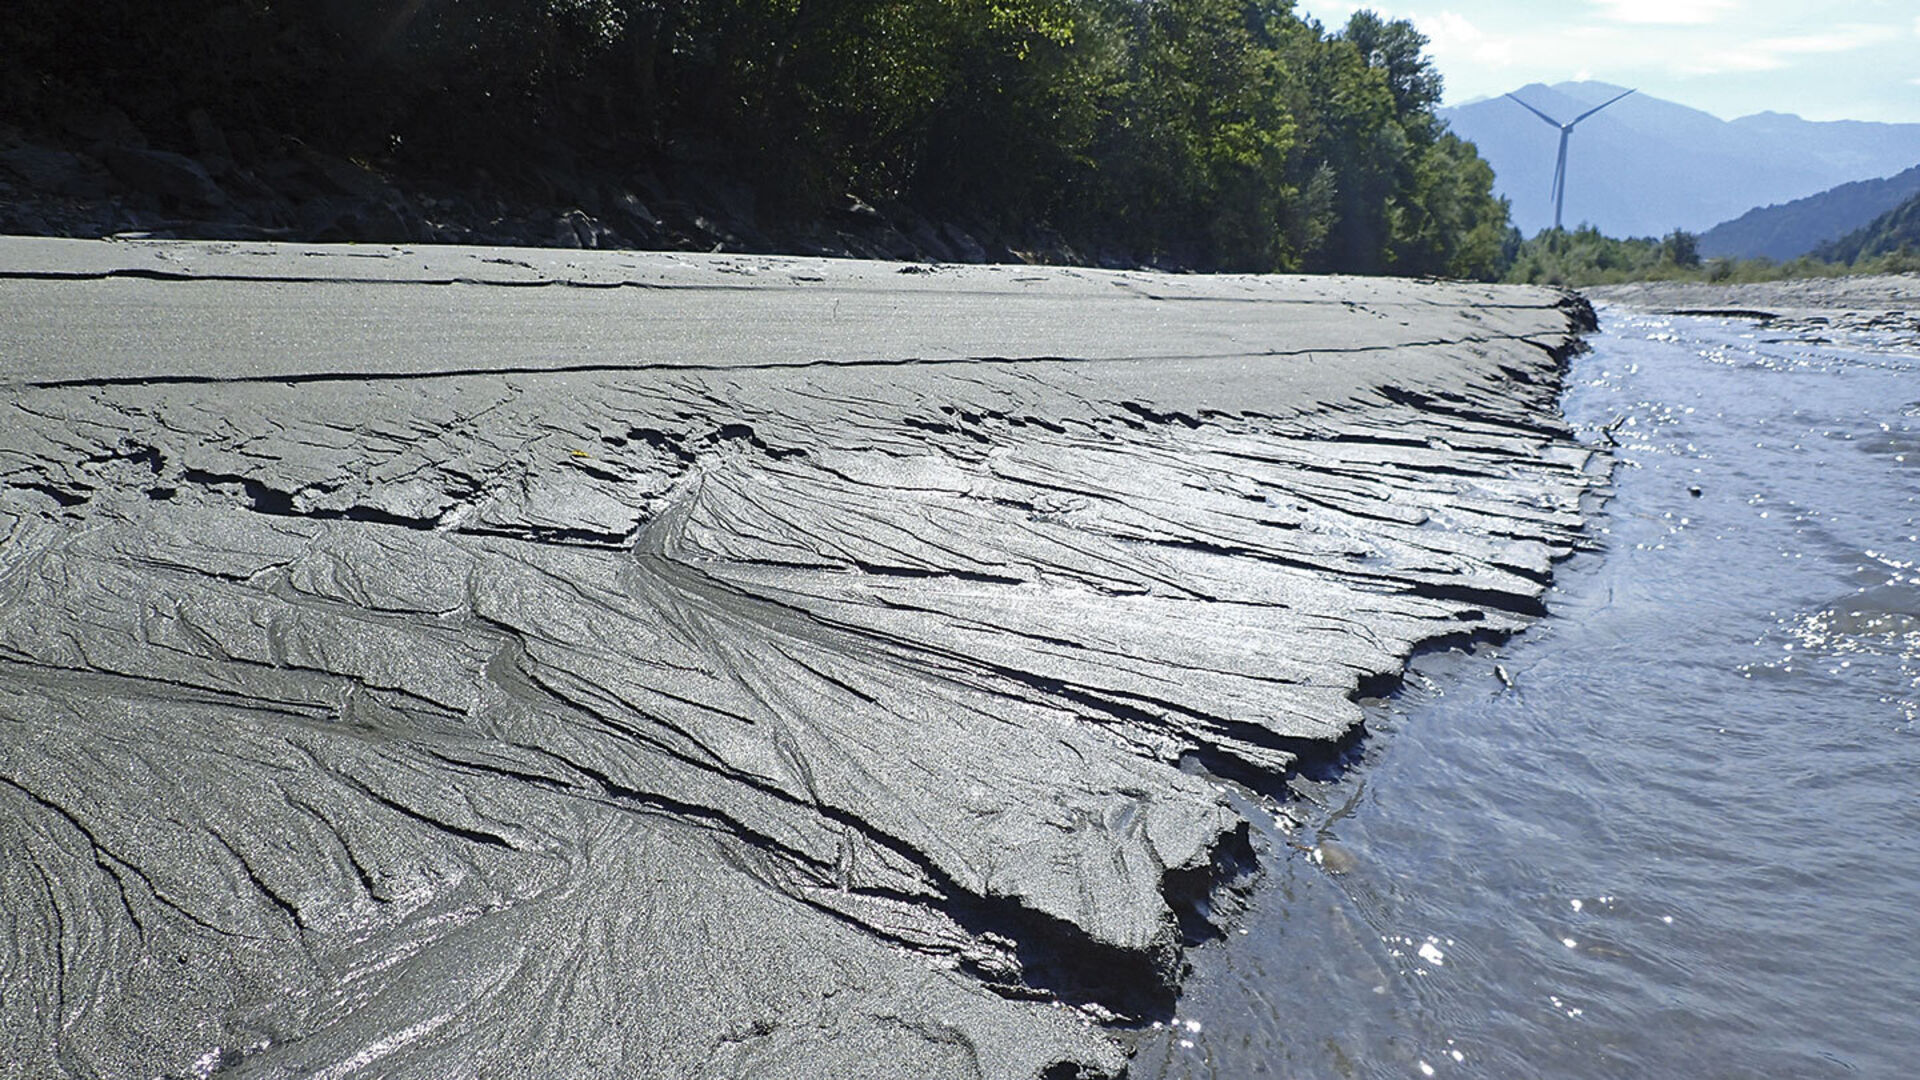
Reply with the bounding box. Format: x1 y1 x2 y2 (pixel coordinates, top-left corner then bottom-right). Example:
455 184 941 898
1146 307 1920 1079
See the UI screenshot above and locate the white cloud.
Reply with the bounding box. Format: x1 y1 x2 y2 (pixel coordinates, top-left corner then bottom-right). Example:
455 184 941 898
1686 49 1788 74
1399 12 1652 102
1419 11 1519 68
1687 22 1905 74
1761 25 1906 54
1588 0 1735 25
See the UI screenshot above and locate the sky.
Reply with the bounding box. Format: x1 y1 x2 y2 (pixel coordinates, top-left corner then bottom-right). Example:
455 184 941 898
1292 0 1920 123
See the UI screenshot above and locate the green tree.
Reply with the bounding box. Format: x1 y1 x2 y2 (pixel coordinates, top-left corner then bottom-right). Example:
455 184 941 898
1662 228 1700 267
5 0 1513 276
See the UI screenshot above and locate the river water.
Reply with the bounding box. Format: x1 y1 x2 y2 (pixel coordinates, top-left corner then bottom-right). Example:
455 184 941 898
1138 307 1920 1078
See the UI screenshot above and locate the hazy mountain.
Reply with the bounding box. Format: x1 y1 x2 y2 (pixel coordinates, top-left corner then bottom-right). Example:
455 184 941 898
1440 82 1920 238
1699 164 1920 261
1814 190 1920 264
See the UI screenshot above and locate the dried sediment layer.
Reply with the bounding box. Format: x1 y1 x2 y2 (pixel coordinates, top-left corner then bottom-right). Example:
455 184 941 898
1589 274 1920 348
0 239 1595 1079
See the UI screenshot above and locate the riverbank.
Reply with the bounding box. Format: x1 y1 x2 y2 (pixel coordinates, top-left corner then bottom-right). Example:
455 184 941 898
1132 289 1920 1079
1589 273 1920 347
0 239 1597 1079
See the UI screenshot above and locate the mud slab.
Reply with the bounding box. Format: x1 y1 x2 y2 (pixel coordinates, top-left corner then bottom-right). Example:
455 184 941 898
0 238 1595 1079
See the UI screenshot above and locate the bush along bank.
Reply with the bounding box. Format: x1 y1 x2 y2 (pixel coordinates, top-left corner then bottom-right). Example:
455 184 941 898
1499 224 1920 288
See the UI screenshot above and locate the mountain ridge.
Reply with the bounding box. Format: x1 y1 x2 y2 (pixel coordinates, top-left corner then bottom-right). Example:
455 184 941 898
1699 164 1920 261
1815 190 1920 264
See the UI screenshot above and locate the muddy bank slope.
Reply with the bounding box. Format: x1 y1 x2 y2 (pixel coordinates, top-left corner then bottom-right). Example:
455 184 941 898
0 239 1595 1079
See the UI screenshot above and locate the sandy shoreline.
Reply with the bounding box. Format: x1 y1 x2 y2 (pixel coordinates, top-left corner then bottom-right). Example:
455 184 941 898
1 239 1597 1079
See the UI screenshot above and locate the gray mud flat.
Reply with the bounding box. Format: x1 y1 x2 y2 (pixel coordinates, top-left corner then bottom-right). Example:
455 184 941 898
0 238 1594 1079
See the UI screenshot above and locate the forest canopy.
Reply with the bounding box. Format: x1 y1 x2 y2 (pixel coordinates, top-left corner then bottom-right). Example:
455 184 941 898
4 0 1510 276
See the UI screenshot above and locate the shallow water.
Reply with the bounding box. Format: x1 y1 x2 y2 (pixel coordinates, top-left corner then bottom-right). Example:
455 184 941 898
1141 308 1920 1078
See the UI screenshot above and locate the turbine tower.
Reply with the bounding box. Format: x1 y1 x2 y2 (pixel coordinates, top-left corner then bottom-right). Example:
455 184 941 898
1505 87 1635 232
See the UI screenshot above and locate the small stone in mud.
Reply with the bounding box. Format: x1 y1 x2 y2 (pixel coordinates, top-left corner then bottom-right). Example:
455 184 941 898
1312 841 1359 875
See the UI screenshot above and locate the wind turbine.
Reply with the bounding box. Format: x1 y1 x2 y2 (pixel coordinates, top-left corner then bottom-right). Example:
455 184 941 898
1505 87 1635 232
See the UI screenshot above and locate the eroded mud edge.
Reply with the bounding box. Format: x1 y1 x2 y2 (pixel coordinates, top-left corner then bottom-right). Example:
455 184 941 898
0 243 1601 1080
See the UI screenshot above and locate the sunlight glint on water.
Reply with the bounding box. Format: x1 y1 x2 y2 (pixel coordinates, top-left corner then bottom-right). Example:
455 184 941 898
1139 309 1920 1079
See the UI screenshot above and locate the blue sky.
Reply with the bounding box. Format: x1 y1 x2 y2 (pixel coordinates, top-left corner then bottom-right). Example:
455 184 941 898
1293 0 1920 123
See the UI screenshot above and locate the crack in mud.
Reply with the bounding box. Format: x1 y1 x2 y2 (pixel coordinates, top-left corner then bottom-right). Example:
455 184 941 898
0 243 1596 1080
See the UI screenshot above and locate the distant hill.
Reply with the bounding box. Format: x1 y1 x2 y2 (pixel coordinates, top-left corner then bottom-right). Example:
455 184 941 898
1815 191 1920 264
1440 83 1920 237
1700 164 1920 261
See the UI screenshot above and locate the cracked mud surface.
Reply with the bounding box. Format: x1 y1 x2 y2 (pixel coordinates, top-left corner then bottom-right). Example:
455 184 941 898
1 238 1596 1079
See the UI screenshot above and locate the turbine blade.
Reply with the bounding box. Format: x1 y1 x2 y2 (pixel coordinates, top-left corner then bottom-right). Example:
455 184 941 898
1570 87 1636 127
1504 93 1565 129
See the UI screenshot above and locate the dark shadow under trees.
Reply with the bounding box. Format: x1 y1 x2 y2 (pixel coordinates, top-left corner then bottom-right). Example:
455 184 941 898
2 0 1512 276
